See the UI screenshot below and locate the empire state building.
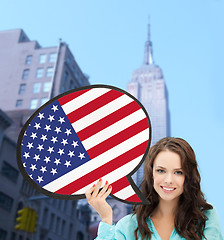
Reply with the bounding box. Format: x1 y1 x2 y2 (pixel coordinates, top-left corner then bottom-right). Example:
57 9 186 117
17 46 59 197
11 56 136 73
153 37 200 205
127 22 171 186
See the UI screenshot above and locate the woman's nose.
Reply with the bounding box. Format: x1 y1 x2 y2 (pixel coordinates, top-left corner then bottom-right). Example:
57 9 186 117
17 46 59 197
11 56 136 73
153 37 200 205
164 173 173 184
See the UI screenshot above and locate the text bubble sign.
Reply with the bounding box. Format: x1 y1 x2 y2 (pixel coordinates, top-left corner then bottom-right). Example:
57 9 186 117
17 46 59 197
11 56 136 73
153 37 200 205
17 85 151 204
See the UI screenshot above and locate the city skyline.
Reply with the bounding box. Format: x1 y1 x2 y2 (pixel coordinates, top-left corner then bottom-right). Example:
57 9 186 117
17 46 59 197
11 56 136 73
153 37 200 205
0 0 223 232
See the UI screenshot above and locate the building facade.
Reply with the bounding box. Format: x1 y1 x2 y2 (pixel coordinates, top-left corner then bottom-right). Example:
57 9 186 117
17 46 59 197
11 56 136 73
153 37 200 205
0 29 92 240
127 23 171 186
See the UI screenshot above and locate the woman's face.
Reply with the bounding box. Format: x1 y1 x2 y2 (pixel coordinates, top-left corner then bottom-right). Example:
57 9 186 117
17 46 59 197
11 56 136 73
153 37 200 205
152 150 185 202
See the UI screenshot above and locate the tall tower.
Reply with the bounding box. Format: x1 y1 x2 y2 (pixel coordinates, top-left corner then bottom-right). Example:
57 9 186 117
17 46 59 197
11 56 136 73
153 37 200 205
127 21 170 186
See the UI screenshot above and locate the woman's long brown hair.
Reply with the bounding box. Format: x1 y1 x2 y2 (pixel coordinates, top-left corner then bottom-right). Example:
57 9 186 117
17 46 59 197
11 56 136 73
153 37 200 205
133 137 213 240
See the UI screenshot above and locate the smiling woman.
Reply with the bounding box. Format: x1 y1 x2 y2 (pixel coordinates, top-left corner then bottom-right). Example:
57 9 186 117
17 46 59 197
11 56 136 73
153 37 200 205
86 137 223 240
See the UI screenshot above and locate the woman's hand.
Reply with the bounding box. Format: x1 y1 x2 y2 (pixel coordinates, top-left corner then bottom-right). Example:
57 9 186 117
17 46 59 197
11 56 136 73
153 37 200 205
85 179 113 225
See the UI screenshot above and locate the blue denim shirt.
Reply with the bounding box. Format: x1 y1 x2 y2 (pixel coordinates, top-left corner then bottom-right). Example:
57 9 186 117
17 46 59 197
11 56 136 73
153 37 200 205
96 206 223 240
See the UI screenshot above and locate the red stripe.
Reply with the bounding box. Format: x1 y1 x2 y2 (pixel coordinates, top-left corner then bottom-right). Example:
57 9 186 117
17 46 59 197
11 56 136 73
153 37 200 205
87 118 148 159
125 194 141 202
55 141 148 195
58 89 90 105
110 176 130 194
77 101 140 141
66 89 123 124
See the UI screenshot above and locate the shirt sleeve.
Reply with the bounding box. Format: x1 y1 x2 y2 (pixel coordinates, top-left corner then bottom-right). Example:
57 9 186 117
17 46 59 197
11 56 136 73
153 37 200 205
203 206 224 240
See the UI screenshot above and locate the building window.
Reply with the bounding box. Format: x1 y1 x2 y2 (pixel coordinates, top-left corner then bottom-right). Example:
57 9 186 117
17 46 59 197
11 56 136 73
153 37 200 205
0 229 7 240
43 82 51 92
40 98 49 106
18 84 26 95
22 69 29 80
49 53 56 63
39 54 46 64
25 55 32 65
1 162 19 183
16 100 23 107
33 83 41 93
30 99 38 109
36 68 44 78
0 192 13 212
46 67 53 77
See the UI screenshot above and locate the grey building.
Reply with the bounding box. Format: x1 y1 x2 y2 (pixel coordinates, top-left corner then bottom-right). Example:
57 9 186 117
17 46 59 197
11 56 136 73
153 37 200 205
127 22 171 186
0 29 92 240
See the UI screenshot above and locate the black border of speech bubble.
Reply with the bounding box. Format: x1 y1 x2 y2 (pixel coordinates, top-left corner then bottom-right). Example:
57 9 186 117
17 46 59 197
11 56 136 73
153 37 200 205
17 84 151 204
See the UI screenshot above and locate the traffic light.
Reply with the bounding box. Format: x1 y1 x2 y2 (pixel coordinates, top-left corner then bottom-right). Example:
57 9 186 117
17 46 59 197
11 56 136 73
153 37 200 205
15 207 29 231
15 207 38 233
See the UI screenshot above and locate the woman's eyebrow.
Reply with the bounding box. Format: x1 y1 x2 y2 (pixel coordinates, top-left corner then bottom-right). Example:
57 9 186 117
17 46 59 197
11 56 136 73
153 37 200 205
155 166 183 170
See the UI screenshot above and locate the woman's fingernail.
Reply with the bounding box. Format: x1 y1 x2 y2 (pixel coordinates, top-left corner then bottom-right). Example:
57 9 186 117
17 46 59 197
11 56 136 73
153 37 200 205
109 185 112 189
105 180 108 185
92 184 95 187
99 178 102 182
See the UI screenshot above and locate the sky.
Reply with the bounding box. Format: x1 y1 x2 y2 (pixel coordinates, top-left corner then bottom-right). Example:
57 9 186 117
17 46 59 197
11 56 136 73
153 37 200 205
1 0 223 231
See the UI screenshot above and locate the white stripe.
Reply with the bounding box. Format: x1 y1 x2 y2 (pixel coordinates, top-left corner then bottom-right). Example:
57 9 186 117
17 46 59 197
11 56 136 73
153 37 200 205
82 109 146 150
61 88 111 115
113 185 135 200
43 129 149 192
72 94 134 132
73 155 142 195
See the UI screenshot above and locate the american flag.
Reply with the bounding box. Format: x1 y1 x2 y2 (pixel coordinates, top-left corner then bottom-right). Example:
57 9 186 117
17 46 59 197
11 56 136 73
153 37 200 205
20 86 150 204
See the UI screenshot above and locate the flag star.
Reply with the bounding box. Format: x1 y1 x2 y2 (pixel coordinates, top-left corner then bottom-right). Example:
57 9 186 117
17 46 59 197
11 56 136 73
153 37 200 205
33 154 40 161
34 122 41 130
48 115 55 122
26 142 34 149
68 150 75 158
51 105 59 112
24 131 27 136
44 156 51 163
47 146 54 154
50 168 57 175
40 134 48 142
29 174 33 179
64 160 71 167
37 112 45 120
54 158 61 165
72 141 79 148
65 129 72 136
30 132 37 140
40 166 47 173
23 152 30 159
37 144 44 151
44 125 51 132
30 164 37 171
61 139 68 146
78 152 85 160
51 136 58 144
58 117 65 124
36 176 44 183
58 148 65 156
23 162 26 168
54 127 62 134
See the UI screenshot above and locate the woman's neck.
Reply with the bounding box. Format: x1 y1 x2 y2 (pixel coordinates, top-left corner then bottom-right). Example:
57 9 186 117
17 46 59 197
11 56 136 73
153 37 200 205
152 198 179 219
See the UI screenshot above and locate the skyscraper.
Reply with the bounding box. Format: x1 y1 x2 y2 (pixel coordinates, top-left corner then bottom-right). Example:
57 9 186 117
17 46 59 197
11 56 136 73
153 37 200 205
0 29 92 240
127 22 171 186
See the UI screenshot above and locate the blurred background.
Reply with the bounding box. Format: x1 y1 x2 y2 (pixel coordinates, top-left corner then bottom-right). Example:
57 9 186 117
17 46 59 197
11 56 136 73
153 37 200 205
0 0 223 239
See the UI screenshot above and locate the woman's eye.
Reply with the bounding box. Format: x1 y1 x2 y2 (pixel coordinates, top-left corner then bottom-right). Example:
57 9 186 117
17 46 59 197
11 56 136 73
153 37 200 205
157 169 165 173
175 171 183 175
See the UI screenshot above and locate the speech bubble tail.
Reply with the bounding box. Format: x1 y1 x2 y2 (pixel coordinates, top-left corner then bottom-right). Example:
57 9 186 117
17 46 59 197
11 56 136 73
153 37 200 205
110 176 150 205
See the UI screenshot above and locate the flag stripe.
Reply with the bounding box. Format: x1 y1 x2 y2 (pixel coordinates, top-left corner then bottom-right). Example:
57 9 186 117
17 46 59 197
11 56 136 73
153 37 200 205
81 109 146 150
72 156 143 195
55 141 148 194
70 94 134 132
87 118 148 159
58 88 90 105
125 193 142 202
61 88 111 115
77 100 141 141
110 176 131 193
113 185 140 201
66 90 124 124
